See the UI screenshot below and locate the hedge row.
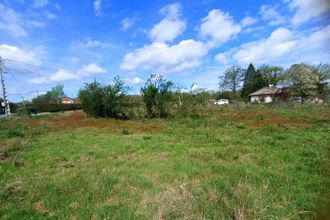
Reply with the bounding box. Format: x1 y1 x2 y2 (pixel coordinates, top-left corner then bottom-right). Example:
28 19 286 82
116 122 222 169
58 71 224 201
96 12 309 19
28 103 82 113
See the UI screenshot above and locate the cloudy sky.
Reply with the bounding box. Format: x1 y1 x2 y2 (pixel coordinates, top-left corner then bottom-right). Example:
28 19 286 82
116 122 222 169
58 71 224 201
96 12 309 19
0 0 329 101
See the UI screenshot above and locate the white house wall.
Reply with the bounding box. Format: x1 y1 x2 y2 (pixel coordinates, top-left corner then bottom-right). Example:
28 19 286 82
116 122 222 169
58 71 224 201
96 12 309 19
250 95 273 103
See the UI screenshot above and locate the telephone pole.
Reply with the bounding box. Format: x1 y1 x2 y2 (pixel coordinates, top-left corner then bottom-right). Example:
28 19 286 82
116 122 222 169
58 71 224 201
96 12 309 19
0 56 10 117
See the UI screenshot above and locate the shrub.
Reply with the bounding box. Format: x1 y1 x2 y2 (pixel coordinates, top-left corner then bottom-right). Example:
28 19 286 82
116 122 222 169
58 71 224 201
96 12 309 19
141 74 174 118
78 77 129 118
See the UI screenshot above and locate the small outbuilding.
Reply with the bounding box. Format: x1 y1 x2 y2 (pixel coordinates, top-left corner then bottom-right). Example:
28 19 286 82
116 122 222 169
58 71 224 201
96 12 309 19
249 86 288 103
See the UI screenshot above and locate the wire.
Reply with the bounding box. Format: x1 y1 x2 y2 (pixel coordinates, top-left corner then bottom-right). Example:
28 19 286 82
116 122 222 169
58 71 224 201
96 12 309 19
4 58 59 72
4 61 45 78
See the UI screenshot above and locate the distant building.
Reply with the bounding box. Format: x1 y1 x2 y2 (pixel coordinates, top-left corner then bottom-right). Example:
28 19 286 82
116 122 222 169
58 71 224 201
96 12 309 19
60 96 74 104
249 86 289 103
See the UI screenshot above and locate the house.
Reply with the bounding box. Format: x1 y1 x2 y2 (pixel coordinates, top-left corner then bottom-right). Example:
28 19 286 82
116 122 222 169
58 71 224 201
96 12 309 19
214 99 229 105
0 98 5 115
249 86 288 103
60 96 74 104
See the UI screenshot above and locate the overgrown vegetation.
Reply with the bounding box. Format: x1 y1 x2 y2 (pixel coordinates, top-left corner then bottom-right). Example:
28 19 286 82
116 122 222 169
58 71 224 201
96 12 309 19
141 74 174 118
32 85 65 105
0 104 329 219
78 77 129 118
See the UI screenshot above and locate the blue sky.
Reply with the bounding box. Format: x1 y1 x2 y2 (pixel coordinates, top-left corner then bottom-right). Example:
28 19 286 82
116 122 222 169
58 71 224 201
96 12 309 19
0 0 329 101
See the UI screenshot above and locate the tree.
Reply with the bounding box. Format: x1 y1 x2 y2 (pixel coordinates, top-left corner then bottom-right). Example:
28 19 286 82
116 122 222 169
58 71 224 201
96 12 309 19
32 85 65 105
258 65 284 86
219 65 244 95
314 63 330 98
284 63 319 100
47 85 65 103
78 77 129 118
241 63 267 99
141 74 174 118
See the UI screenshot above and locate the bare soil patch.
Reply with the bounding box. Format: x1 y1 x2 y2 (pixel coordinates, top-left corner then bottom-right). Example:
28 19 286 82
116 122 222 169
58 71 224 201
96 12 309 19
26 112 163 133
214 109 307 128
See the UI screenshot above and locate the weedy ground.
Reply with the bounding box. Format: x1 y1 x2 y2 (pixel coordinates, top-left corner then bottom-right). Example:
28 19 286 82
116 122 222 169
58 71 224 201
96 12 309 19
0 104 329 219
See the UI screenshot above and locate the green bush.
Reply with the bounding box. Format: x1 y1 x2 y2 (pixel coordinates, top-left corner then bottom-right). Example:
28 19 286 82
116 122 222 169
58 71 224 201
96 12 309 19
141 74 174 118
78 77 129 118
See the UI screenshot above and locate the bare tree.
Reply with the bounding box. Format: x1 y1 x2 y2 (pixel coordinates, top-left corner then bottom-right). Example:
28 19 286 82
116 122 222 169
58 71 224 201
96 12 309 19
219 65 244 95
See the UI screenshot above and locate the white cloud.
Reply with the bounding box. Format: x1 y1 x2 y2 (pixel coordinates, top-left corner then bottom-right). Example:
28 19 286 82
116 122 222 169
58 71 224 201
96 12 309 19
199 9 241 48
125 77 144 85
93 0 102 17
77 63 106 76
50 69 79 82
0 4 49 37
28 77 50 84
232 28 297 64
260 5 286 26
120 39 207 73
29 63 106 84
120 17 137 31
27 20 46 28
0 4 27 37
286 25 330 64
286 0 330 25
70 57 80 64
215 53 228 64
0 44 41 65
45 12 57 20
32 0 48 8
215 25 330 66
241 16 257 27
159 3 181 19
71 39 114 49
149 3 186 42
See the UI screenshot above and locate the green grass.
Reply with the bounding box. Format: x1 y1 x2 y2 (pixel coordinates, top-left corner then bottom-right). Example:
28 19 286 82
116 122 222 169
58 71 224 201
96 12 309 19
0 105 329 219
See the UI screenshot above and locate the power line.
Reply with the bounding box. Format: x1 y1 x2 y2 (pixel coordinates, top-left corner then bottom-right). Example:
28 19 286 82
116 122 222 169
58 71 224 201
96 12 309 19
4 58 59 72
4 61 46 78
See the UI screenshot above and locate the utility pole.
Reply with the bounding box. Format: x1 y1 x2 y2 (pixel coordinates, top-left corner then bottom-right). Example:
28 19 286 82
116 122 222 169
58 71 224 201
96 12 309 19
0 56 10 117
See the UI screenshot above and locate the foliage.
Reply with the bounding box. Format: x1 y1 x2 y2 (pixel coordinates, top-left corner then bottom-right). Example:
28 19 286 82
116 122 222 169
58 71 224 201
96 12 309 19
314 63 330 98
32 85 65 105
219 65 245 94
241 63 257 99
28 103 82 113
258 65 284 86
48 85 65 103
241 63 267 99
284 63 320 100
9 102 19 113
216 91 236 100
141 74 174 118
78 77 129 118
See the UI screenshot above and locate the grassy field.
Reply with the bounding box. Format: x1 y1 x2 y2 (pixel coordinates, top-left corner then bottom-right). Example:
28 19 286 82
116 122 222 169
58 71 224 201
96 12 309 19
0 104 329 219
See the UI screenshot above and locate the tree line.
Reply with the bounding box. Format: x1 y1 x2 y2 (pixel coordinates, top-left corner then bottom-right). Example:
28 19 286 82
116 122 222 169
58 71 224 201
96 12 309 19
219 63 329 101
22 62 329 119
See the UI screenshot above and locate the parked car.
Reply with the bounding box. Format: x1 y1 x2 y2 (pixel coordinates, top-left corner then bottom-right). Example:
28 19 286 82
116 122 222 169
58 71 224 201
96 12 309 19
214 99 229 105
